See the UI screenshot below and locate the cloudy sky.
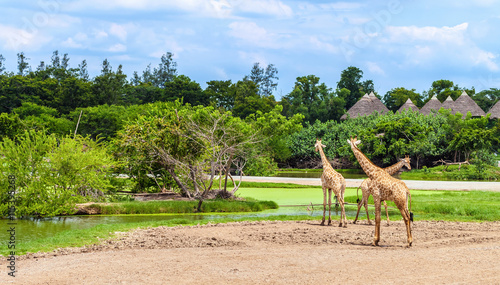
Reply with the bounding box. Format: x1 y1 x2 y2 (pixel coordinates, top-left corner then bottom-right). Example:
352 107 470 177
1 0 500 99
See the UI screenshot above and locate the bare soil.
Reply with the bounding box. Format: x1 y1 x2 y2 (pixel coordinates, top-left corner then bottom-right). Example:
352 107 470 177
6 219 500 284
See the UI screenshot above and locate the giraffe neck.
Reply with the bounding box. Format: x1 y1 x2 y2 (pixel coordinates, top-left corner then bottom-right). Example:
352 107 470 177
318 146 333 170
350 144 381 179
384 160 404 176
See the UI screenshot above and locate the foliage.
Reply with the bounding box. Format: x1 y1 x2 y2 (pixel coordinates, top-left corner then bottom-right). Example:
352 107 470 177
0 130 117 217
383 87 423 111
280 75 345 123
337 66 373 110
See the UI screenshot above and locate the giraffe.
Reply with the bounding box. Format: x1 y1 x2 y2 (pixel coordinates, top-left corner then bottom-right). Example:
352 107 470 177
353 155 411 225
347 137 413 246
314 139 347 227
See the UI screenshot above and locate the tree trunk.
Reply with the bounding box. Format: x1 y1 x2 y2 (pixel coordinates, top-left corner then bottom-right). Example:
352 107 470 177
223 153 234 193
166 167 191 199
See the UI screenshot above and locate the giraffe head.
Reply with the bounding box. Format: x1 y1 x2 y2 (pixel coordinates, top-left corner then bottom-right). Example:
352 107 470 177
314 139 326 152
346 136 361 148
401 155 411 170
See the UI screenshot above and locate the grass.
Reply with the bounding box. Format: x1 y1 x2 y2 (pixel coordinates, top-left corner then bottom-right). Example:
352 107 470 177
84 199 278 215
400 164 500 181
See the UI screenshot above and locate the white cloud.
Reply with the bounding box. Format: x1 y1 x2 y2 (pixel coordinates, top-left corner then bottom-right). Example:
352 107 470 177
309 36 338 54
234 0 293 18
366 62 385 75
0 24 51 51
381 22 499 71
108 43 127 52
385 23 468 45
110 24 127 41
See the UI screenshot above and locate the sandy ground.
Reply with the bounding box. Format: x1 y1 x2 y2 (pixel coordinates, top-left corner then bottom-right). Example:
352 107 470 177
4 219 500 284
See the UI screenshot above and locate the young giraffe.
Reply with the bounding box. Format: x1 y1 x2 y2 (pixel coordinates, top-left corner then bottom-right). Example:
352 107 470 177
353 155 411 225
347 137 412 246
314 139 347 227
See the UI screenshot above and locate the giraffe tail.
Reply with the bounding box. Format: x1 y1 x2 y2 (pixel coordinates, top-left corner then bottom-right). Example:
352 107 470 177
407 190 413 222
356 186 361 204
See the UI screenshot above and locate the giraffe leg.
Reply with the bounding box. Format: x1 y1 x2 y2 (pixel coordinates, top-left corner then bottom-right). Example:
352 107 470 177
373 196 381 246
364 192 372 225
383 201 390 226
321 186 327 226
327 189 332 225
338 196 347 227
340 185 347 227
397 201 413 247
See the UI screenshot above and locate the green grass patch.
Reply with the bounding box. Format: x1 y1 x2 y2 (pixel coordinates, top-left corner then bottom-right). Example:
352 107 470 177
85 199 278 215
400 164 500 181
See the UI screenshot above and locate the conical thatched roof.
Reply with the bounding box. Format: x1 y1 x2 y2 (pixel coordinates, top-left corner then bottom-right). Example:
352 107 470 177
341 94 376 119
487 100 500 119
420 95 442 115
397 98 418 112
453 91 486 118
441 96 454 111
368 92 390 114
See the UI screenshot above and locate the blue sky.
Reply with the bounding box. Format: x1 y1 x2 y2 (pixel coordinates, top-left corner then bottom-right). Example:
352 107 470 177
1 0 500 100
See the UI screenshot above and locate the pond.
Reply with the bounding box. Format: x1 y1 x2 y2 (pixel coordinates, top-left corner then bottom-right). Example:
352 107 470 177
0 205 360 245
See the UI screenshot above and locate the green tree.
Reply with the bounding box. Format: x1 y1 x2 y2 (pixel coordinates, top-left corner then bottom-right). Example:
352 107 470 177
244 63 279 97
0 130 116 217
281 75 345 123
472 88 500 112
17 52 30 76
383 87 423 111
204 80 234 110
337 66 370 110
163 75 207 106
232 80 276 119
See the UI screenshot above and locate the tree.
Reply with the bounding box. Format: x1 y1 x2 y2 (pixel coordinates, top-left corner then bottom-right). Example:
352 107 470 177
244 63 279 97
163 75 207 106
0 54 5 73
17 52 30 76
204 80 234 110
472 88 500 112
92 61 128 105
425 79 470 102
337 66 371 110
78 59 89 81
115 101 258 204
154 52 177 87
0 130 116 217
232 79 275 119
383 87 423 111
281 75 345 123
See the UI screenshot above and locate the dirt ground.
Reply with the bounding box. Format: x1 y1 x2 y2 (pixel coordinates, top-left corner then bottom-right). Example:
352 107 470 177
5 219 500 284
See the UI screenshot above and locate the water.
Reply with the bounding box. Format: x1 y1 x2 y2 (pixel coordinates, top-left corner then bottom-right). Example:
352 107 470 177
0 205 359 245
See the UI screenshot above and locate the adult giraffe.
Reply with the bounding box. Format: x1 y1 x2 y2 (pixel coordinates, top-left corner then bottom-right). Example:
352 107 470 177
314 139 347 227
353 155 411 225
347 137 412 246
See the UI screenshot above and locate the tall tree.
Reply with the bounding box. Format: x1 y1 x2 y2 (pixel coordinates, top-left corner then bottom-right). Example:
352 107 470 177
153 52 177 87
78 60 89 81
281 75 345 123
17 52 30 76
472 88 500 112
337 66 368 110
0 54 5 73
245 63 279 97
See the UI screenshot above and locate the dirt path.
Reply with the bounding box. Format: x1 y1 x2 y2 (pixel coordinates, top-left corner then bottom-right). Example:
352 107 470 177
6 220 500 284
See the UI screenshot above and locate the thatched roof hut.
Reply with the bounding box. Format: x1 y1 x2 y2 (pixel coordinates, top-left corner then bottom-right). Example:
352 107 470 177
341 94 376 119
441 96 455 111
420 95 442 115
487 100 500 119
453 91 486 118
368 92 390 114
397 98 418 112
